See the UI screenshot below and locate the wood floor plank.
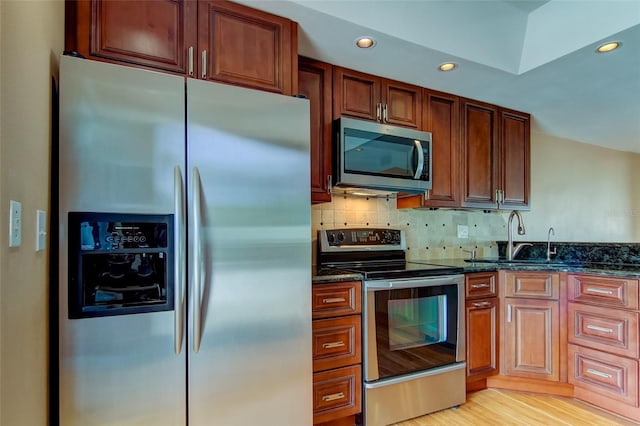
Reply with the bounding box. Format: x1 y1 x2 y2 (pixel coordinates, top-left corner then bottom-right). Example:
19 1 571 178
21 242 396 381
392 389 636 425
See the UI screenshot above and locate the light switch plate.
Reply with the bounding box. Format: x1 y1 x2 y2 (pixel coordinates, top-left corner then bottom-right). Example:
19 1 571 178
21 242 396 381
457 224 469 239
9 200 22 247
36 209 47 251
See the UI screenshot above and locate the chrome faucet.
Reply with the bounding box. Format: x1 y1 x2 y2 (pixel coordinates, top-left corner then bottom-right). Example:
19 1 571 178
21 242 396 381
546 227 557 261
507 210 532 260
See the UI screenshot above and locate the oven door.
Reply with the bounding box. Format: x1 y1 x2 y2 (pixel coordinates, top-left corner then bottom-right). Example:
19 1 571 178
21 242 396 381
364 275 465 382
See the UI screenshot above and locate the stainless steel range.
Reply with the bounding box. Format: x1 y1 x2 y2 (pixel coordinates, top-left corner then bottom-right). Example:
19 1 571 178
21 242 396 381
318 228 466 426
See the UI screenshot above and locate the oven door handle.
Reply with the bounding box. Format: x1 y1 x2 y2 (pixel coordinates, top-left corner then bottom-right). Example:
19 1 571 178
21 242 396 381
365 275 463 290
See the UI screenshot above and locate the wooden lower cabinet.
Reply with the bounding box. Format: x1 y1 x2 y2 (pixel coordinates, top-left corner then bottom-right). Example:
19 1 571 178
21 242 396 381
313 365 362 425
312 281 362 425
503 298 560 381
568 273 640 422
498 271 565 384
465 272 499 391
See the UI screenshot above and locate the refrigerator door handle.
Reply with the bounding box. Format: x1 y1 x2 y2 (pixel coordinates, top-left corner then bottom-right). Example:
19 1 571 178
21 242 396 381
192 167 204 352
174 166 186 354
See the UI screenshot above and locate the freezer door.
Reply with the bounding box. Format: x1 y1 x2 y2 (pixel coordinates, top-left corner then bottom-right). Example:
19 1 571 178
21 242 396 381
186 79 312 425
58 56 187 425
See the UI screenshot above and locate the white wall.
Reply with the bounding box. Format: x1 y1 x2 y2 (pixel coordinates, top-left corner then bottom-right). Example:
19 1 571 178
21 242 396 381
0 1 64 424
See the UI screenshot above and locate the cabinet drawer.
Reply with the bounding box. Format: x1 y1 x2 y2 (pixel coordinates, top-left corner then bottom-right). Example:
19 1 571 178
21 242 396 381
569 344 638 407
568 302 639 358
313 315 361 372
504 271 559 300
465 272 497 299
313 365 362 424
312 281 361 319
568 274 639 310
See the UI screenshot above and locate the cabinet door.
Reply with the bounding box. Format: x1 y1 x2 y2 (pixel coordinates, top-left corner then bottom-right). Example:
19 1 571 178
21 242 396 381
466 298 499 379
504 298 560 381
423 89 459 206
333 67 380 121
500 108 530 208
198 0 295 94
380 79 422 128
396 89 459 209
299 57 333 203
65 0 197 74
460 98 499 208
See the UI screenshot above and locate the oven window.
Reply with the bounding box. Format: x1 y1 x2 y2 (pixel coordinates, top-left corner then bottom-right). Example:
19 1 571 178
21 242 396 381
373 283 459 379
388 295 446 350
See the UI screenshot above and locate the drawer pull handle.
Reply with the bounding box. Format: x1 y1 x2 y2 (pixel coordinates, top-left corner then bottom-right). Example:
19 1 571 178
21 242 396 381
472 302 492 308
471 283 490 289
323 297 346 304
322 392 345 402
585 287 614 295
586 324 613 333
586 368 613 379
322 341 345 349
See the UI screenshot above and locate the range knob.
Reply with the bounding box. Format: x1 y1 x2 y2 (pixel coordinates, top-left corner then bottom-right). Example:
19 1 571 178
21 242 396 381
337 231 346 243
327 233 336 244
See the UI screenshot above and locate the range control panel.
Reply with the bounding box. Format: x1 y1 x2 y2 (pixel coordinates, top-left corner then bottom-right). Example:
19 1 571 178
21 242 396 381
319 228 405 251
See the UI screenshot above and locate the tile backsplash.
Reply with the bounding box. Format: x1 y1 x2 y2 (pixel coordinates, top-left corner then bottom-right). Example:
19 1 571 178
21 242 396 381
312 194 508 264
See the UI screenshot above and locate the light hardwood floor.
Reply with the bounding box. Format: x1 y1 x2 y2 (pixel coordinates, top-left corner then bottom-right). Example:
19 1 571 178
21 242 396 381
393 389 639 425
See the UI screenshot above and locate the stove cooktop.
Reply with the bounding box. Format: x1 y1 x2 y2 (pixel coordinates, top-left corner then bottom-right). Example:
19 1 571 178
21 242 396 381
322 261 464 280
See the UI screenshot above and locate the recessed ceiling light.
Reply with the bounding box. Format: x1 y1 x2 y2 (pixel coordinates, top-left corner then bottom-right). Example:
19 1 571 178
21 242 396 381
438 62 457 72
596 41 621 53
355 36 376 49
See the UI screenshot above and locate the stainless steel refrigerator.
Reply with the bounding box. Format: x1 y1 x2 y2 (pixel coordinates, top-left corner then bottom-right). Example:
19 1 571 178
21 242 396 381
57 55 312 425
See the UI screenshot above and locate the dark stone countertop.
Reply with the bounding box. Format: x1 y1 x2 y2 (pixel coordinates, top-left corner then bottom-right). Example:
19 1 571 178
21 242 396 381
420 258 640 279
312 258 640 283
312 265 364 284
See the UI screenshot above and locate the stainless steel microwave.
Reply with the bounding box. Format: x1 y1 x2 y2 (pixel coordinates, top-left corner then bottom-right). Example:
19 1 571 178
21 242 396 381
334 117 432 194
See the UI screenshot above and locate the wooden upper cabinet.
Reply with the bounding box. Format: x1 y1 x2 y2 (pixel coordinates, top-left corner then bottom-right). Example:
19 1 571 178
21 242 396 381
333 67 421 128
65 0 197 74
460 98 530 210
298 57 333 204
198 0 297 95
500 108 530 208
397 89 459 209
65 0 298 94
460 98 500 209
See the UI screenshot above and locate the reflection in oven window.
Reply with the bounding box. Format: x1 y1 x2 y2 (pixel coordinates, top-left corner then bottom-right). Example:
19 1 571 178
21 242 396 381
388 295 447 350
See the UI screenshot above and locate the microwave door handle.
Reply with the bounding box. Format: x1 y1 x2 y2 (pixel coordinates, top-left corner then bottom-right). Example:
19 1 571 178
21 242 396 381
413 140 425 179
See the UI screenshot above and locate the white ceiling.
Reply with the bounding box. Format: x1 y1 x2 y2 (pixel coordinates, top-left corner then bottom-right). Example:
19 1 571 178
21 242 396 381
237 0 640 154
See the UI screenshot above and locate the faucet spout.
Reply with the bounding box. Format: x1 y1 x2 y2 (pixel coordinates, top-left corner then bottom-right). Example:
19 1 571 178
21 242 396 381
546 227 557 261
507 210 529 260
